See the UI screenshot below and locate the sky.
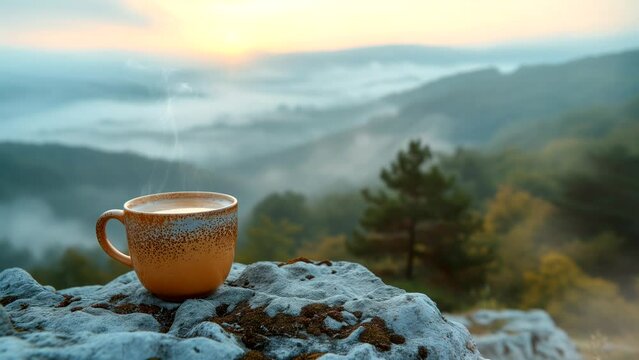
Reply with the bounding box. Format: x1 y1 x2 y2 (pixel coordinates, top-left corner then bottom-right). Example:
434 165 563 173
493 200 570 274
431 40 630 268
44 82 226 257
1 0 639 59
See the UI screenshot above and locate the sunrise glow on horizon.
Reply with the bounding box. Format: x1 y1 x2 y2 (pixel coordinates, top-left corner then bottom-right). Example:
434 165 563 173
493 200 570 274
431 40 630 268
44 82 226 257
1 0 638 58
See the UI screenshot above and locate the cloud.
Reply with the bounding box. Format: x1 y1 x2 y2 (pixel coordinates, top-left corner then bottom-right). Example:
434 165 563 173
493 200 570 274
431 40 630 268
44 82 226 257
0 0 148 28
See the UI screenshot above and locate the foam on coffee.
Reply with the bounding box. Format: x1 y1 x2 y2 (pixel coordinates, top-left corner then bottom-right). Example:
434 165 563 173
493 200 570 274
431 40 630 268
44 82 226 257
152 207 217 214
132 197 232 214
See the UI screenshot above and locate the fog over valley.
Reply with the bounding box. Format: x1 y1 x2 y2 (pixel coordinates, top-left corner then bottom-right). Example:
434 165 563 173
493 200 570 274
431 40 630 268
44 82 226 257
0 46 485 164
1 38 639 254
4 37 637 165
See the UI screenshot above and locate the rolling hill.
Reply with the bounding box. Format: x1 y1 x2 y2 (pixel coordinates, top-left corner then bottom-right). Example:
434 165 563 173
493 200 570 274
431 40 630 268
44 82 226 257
383 48 639 143
223 49 639 194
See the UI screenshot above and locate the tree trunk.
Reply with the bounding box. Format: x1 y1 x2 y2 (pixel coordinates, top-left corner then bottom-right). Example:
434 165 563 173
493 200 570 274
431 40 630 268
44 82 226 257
406 219 416 279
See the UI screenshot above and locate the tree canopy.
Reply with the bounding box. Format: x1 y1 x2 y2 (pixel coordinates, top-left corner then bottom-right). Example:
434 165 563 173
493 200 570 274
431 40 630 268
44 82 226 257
351 140 492 300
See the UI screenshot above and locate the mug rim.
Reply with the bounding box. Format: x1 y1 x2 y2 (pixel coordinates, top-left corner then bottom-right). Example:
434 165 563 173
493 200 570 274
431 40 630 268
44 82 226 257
123 191 238 215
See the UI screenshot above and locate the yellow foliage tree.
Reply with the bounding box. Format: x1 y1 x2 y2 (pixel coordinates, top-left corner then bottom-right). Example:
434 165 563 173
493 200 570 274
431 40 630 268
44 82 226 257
522 252 639 335
481 186 559 304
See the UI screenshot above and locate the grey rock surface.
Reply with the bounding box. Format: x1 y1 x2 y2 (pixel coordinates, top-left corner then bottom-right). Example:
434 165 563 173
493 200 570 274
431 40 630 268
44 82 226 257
0 261 482 359
446 309 581 360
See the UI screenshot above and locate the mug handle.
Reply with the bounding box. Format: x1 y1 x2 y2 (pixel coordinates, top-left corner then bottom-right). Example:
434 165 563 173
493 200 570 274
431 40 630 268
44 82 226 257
96 210 133 267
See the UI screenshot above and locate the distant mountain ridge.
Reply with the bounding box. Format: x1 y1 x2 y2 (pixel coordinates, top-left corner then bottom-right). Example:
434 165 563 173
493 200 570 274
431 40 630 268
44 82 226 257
224 48 639 193
251 33 639 69
384 48 639 143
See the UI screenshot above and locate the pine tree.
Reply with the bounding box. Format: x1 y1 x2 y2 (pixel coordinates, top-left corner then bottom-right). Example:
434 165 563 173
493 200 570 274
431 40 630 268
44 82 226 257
352 140 489 288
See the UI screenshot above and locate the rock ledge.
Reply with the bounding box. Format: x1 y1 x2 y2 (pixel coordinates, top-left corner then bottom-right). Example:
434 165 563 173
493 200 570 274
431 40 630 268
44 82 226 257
0 261 481 359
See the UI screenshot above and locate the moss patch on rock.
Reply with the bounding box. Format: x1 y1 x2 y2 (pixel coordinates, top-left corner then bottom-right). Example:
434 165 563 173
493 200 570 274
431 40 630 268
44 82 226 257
210 300 403 354
359 316 406 351
278 257 332 267
56 295 80 308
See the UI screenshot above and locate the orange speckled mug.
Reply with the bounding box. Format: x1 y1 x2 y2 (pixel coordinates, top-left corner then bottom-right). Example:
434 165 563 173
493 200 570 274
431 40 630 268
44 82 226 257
96 191 238 301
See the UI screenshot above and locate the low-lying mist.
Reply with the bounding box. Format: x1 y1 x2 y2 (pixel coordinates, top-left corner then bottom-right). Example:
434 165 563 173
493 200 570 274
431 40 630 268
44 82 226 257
0 198 93 258
0 47 491 167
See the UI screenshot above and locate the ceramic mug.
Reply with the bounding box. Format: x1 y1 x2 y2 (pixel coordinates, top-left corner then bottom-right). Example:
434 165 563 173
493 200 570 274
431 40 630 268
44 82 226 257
95 191 238 301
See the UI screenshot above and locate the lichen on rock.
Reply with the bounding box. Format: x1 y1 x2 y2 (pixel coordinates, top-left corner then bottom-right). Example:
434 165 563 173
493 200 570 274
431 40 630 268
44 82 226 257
0 262 482 359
